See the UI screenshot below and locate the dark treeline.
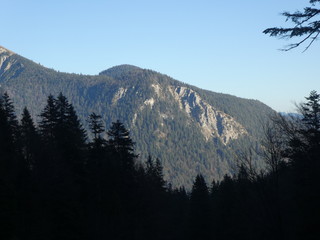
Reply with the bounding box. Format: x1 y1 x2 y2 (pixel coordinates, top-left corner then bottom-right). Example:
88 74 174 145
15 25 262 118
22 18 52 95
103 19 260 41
0 91 319 240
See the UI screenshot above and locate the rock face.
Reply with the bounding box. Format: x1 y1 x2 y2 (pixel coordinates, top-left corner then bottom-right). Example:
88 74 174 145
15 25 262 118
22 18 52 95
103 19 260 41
0 48 275 188
170 86 247 144
112 87 127 104
0 46 14 75
0 46 23 80
0 46 14 55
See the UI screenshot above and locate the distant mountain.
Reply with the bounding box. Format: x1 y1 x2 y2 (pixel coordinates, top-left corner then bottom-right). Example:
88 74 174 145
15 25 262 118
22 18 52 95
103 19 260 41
279 112 302 119
0 46 275 187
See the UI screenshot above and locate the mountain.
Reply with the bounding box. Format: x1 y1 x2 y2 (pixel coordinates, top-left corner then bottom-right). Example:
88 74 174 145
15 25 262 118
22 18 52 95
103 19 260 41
0 46 275 187
279 112 302 119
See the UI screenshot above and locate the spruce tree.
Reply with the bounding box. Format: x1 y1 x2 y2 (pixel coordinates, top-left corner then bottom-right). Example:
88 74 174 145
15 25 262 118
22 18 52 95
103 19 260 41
0 93 18 240
300 90 320 145
0 94 15 158
20 107 39 169
1 92 20 152
88 112 105 140
55 93 87 156
86 112 109 240
146 156 166 191
39 94 58 145
38 93 87 240
107 120 136 171
189 174 211 240
88 112 106 153
106 120 138 239
290 91 320 239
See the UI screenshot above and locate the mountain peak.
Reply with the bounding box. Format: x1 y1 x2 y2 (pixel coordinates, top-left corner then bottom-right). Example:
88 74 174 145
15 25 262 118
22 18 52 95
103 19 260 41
99 64 143 77
0 46 15 55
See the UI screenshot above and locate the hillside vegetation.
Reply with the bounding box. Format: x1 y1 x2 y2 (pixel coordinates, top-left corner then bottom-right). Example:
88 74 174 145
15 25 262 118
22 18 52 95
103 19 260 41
0 47 275 187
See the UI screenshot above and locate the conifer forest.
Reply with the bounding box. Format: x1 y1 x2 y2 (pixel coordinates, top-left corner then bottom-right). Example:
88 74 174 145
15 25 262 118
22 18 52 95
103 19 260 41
0 90 319 240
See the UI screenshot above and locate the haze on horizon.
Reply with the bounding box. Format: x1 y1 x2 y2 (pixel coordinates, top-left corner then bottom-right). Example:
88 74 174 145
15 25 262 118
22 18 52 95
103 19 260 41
1 0 319 112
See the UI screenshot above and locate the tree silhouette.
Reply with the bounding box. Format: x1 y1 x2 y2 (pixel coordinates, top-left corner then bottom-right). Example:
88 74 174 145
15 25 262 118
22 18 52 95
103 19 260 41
55 93 87 157
0 93 17 159
20 107 40 169
269 91 320 239
284 90 320 161
107 120 137 171
39 93 86 165
86 112 110 240
301 90 320 132
145 156 166 191
264 0 320 51
39 94 58 146
0 93 19 240
292 91 320 239
88 112 105 139
189 174 211 240
2 91 320 240
38 93 87 240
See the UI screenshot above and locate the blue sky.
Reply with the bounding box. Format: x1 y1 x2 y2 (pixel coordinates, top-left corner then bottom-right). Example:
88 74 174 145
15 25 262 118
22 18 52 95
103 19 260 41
1 0 319 112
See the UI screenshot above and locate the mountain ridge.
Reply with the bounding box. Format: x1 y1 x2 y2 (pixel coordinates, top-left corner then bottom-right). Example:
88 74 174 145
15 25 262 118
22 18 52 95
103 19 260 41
0 46 275 187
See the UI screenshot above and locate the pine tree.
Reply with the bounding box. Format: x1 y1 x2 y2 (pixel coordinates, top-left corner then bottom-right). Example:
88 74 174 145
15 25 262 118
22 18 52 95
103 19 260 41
291 91 320 239
0 92 21 178
214 175 240 240
286 91 320 165
39 93 86 165
86 112 110 240
20 107 40 169
107 120 137 171
0 93 29 240
0 93 18 240
88 112 105 140
88 112 106 152
146 156 166 191
55 93 87 153
105 120 139 239
107 120 134 152
1 92 20 150
0 94 15 158
39 94 58 145
38 93 87 240
189 174 211 240
300 90 320 145
2 92 19 133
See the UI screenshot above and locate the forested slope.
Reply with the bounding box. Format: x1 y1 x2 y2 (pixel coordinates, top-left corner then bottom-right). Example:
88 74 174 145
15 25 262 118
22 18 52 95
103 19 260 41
0 46 275 187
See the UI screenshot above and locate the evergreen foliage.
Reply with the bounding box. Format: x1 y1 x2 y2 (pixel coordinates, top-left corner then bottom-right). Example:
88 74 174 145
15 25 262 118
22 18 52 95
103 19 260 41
0 51 275 188
20 107 40 169
264 0 320 51
0 91 319 239
189 174 211 240
88 112 105 140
